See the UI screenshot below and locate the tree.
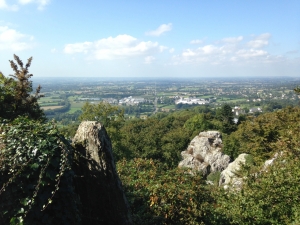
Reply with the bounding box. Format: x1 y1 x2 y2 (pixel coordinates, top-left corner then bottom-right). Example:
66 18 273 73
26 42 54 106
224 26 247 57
223 106 300 163
184 113 214 136
216 104 236 134
294 87 300 94
0 55 45 121
79 101 124 127
79 102 125 160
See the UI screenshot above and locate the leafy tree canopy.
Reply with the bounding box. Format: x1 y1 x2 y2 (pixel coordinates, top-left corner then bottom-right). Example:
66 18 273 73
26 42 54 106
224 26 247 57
79 101 124 127
223 106 300 163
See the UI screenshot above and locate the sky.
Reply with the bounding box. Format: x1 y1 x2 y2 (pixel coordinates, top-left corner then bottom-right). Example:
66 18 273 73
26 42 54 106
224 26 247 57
0 0 299 78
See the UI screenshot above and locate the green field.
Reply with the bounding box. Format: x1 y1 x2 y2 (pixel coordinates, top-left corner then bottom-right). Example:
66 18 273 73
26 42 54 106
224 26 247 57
67 107 82 113
161 104 175 109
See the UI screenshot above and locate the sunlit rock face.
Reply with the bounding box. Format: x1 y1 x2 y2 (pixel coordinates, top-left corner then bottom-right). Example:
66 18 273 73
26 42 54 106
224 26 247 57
218 153 249 191
178 131 230 176
73 121 132 225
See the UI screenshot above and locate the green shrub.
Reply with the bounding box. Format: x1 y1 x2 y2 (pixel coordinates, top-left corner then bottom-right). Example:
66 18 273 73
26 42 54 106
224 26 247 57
207 172 221 186
117 158 217 225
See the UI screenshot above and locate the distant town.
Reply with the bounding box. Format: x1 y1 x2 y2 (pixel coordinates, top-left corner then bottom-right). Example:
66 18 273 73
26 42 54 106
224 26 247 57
33 76 300 120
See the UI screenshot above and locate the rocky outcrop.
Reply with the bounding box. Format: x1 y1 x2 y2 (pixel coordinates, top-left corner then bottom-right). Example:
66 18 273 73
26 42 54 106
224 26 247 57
262 152 283 171
219 153 249 190
178 131 230 176
72 121 132 225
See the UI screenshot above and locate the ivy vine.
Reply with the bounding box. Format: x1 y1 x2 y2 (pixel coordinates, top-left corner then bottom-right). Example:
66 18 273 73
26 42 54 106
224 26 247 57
0 117 80 225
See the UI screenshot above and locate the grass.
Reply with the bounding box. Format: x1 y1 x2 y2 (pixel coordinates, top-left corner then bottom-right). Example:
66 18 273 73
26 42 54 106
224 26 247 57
67 101 86 113
70 102 86 108
41 106 63 110
67 107 82 113
161 105 175 109
40 103 61 106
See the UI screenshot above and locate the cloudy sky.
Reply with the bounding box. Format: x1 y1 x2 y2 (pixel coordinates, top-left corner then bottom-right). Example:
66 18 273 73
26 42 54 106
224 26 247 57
0 0 299 78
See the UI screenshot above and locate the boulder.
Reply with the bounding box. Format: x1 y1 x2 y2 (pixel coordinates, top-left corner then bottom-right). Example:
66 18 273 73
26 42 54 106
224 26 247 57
219 153 249 190
178 131 230 176
73 121 132 225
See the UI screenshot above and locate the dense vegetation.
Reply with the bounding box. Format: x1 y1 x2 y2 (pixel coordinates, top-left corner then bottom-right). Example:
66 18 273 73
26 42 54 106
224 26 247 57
1 55 300 224
0 56 80 224
114 107 300 224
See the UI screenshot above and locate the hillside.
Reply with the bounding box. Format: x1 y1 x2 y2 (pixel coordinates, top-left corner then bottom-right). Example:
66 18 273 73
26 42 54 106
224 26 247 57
1 56 300 224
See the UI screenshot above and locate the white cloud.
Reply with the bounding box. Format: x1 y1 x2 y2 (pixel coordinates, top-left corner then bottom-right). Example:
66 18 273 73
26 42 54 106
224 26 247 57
64 34 166 60
0 0 50 11
18 0 50 10
0 0 18 11
247 33 271 48
236 49 268 59
145 23 172 37
144 56 155 64
221 36 243 44
64 42 92 54
0 26 34 51
202 45 219 54
190 39 204 44
173 33 279 65
169 48 175 53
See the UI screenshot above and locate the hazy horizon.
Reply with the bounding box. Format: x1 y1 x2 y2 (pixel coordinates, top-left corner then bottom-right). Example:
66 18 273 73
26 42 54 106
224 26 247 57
1 1 299 78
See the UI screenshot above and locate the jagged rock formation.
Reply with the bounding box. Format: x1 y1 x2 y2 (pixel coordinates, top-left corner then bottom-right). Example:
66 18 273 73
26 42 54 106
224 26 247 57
219 153 249 190
72 121 132 225
219 152 284 191
178 131 230 176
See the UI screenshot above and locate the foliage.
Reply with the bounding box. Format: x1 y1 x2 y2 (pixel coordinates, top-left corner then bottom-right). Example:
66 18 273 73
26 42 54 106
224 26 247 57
79 102 125 160
79 101 124 127
117 158 217 225
294 87 300 94
214 154 300 224
118 111 194 167
216 104 236 134
0 117 80 224
223 106 300 163
215 106 300 224
0 55 45 121
184 113 215 137
59 122 81 139
206 172 221 186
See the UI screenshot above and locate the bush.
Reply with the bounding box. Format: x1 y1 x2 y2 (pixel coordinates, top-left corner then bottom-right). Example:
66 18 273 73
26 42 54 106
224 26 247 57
117 158 217 225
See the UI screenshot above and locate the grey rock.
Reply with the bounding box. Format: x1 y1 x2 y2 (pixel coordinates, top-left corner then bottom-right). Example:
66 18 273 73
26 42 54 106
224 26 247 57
73 121 132 225
219 153 249 190
179 131 230 176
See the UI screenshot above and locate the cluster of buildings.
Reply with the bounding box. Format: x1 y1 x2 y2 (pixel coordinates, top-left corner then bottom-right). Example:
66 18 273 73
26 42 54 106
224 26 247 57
118 96 145 105
175 97 209 105
78 96 146 106
232 106 262 115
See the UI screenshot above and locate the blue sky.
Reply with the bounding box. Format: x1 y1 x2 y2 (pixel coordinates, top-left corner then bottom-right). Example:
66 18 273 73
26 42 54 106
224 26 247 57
0 0 299 78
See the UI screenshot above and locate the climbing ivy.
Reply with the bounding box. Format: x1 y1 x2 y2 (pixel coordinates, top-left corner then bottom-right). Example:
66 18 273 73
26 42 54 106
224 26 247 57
0 117 80 225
